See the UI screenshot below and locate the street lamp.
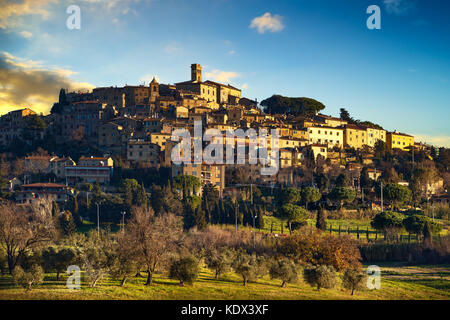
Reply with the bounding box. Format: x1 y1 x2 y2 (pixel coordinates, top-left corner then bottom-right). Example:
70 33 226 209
252 213 257 248
96 202 100 237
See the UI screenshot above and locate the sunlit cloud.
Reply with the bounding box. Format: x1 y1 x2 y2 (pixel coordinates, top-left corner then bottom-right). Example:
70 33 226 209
18 30 33 38
0 52 94 115
0 0 58 29
250 12 285 34
205 69 240 83
413 133 450 148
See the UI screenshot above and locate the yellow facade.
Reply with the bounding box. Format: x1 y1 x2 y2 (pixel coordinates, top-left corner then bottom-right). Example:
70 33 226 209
343 125 367 149
365 126 386 147
387 132 414 151
150 133 172 151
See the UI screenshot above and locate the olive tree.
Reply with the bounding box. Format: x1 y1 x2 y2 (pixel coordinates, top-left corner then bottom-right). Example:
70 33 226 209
127 207 183 285
269 259 298 288
231 250 267 287
0 201 56 274
303 265 337 291
42 246 76 281
12 264 44 291
204 248 233 279
342 268 367 295
169 256 199 286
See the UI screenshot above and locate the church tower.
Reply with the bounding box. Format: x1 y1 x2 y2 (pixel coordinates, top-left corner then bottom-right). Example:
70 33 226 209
150 77 159 102
191 64 202 82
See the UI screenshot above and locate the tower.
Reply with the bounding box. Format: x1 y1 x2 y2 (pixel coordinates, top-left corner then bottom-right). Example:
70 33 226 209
150 77 159 102
191 64 202 82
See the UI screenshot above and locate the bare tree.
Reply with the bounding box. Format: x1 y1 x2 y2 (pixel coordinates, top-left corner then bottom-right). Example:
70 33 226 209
126 207 183 285
0 200 56 273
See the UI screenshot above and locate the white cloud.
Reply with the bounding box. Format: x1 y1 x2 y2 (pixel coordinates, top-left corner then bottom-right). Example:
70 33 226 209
205 69 240 83
383 0 416 16
0 51 94 115
139 74 159 84
18 30 33 38
228 50 236 55
0 0 149 30
249 12 284 34
163 42 183 56
0 0 58 29
241 83 249 89
412 134 450 148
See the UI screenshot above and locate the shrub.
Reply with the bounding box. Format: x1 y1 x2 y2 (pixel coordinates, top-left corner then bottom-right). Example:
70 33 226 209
318 235 362 271
269 259 298 288
12 265 44 290
0 251 8 275
342 268 367 295
303 265 337 291
169 256 199 286
276 227 362 271
359 237 450 264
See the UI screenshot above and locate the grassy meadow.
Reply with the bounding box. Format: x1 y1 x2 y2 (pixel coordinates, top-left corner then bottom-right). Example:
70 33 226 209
0 263 448 300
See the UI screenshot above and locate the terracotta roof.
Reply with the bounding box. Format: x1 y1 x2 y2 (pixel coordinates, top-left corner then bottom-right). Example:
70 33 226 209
203 80 241 91
389 131 413 137
22 183 68 188
79 156 110 161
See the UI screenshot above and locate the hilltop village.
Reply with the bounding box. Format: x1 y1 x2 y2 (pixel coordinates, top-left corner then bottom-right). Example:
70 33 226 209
0 63 447 214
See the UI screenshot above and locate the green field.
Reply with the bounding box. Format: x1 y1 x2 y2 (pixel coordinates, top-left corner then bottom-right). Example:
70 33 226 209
219 215 449 241
0 264 448 300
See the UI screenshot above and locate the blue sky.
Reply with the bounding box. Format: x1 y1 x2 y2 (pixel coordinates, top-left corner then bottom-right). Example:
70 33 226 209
0 0 449 146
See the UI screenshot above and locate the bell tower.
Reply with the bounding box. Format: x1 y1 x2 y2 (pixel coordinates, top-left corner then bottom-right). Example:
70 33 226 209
191 64 202 82
150 77 159 102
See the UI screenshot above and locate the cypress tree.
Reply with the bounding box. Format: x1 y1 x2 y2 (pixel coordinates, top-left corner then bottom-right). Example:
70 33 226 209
51 201 59 217
183 203 196 230
195 204 207 230
256 208 265 229
423 222 433 243
316 205 327 231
